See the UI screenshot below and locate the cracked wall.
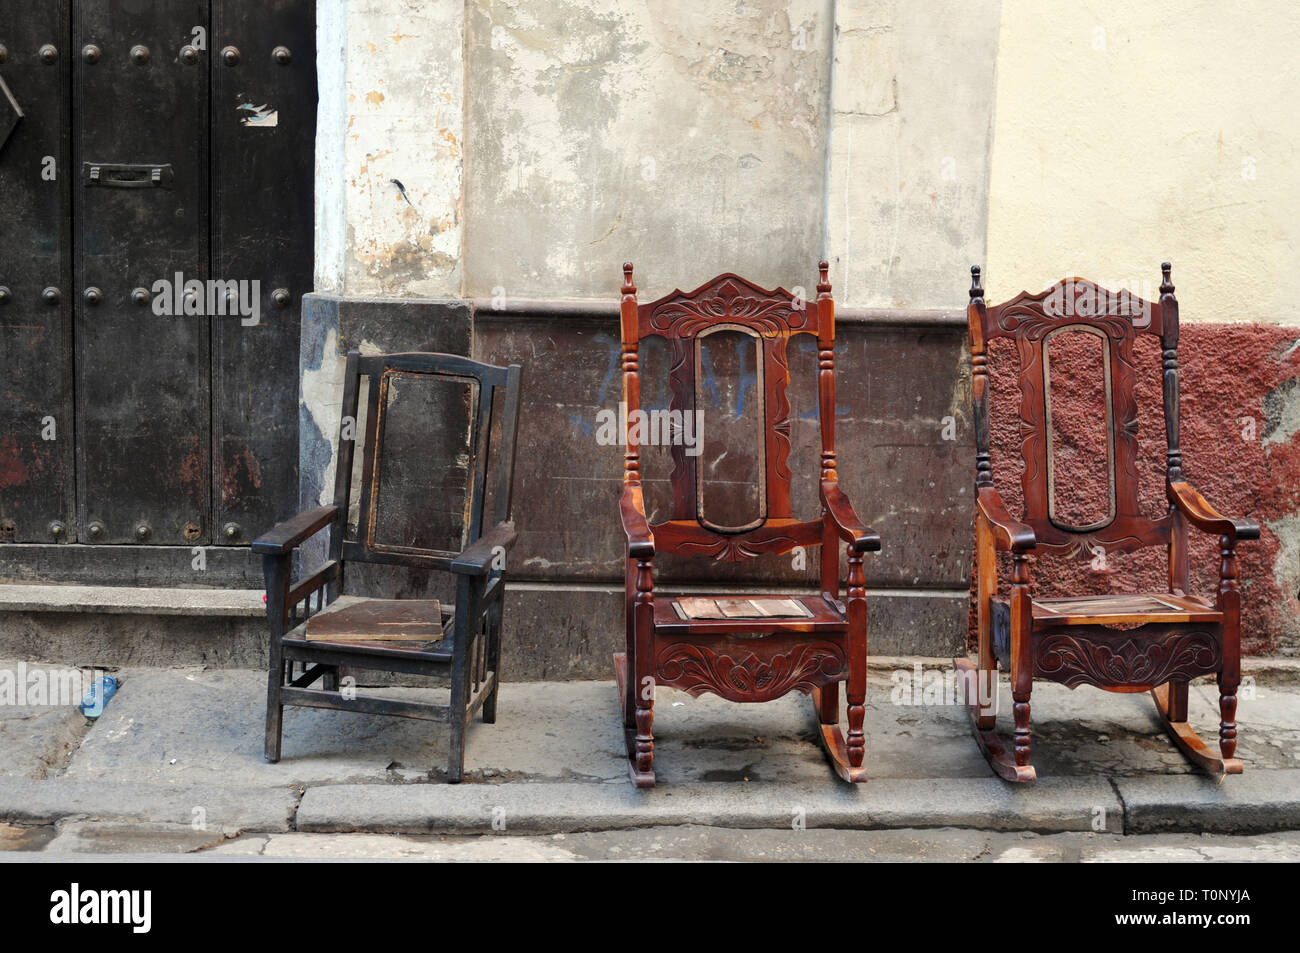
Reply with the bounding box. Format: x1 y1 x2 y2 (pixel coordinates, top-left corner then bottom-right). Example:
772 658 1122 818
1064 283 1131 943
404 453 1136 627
826 0 1002 308
316 0 465 298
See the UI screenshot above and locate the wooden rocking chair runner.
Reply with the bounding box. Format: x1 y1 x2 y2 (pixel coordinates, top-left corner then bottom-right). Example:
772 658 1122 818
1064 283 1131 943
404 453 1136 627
616 262 879 788
254 351 522 782
960 263 1259 782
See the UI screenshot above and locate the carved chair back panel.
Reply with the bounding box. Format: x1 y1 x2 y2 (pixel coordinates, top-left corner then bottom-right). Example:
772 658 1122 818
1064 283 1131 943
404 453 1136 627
629 273 830 561
977 279 1173 555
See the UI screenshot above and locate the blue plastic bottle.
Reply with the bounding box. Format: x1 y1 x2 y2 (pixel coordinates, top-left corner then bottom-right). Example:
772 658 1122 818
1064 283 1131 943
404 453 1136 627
80 675 118 719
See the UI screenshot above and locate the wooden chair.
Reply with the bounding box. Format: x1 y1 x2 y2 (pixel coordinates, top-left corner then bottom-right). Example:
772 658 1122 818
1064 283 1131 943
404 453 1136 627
616 262 879 787
959 264 1259 781
254 351 522 782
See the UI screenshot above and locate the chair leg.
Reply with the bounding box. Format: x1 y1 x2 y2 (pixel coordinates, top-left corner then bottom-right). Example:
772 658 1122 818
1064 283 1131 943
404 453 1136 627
482 601 502 724
323 665 339 692
447 715 467 783
1012 688 1032 768
845 552 867 769
1218 674 1239 762
812 549 869 783
959 549 1037 783
264 662 284 763
262 555 289 764
634 697 654 780
817 680 839 725
626 556 656 788
974 514 998 730
616 639 655 787
446 577 477 784
447 642 472 783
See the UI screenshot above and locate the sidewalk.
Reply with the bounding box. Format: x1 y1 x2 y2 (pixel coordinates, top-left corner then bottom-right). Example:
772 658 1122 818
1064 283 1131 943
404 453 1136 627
1 660 1298 847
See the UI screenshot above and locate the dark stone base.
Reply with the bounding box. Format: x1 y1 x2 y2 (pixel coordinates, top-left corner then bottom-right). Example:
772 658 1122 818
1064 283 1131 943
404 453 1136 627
0 544 263 588
0 611 266 668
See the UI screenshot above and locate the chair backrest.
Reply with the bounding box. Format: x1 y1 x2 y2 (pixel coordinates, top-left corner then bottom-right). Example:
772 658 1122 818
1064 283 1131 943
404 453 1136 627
619 262 839 562
968 264 1183 556
329 351 522 570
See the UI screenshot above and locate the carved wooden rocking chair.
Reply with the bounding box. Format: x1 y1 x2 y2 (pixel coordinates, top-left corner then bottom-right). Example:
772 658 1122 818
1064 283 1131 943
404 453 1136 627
616 262 879 788
958 264 1259 782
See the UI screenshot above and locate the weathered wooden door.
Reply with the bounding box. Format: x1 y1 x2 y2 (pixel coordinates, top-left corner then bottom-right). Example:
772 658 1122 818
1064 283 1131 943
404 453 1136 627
0 1 313 561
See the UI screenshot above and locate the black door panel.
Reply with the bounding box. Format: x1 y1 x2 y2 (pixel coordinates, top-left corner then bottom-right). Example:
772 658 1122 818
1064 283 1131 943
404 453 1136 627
73 0 212 544
0 2 74 542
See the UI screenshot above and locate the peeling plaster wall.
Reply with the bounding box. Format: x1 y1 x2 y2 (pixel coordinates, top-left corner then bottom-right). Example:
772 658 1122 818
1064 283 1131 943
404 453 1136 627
314 0 465 298
464 0 834 299
319 0 1006 307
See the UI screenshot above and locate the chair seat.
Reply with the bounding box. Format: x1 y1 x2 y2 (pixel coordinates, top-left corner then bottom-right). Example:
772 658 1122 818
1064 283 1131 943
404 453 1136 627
653 593 848 636
992 591 1222 628
283 594 456 661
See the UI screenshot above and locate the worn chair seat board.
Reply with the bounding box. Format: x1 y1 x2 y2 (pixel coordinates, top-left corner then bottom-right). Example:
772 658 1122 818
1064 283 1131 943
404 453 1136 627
254 351 522 781
616 263 879 787
958 264 1259 782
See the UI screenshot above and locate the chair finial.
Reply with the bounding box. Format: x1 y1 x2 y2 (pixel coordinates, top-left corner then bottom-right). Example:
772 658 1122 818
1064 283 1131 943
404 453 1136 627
622 262 635 296
970 265 983 299
817 260 831 295
1160 261 1174 295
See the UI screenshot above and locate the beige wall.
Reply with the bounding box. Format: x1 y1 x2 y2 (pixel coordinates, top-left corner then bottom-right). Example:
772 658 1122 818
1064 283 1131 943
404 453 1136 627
986 0 1300 323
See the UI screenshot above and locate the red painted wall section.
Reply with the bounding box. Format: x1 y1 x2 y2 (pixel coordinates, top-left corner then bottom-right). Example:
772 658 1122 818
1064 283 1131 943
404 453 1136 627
970 321 1300 655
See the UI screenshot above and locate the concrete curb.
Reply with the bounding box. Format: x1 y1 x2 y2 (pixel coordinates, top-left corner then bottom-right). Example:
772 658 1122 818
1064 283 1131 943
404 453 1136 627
4 771 1297 838
295 778 1125 835
1116 769 1300 834
0 778 298 833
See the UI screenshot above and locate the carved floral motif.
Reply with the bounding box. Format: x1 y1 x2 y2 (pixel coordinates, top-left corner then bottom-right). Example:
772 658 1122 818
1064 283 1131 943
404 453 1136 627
657 640 845 703
648 278 813 338
1035 629 1220 688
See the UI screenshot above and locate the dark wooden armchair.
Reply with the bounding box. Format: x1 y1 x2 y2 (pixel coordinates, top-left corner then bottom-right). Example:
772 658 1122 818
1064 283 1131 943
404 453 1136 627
616 262 879 788
958 264 1259 782
254 351 522 782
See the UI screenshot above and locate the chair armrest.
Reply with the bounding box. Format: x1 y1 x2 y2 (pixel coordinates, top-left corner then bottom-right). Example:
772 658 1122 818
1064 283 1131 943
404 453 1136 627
820 482 881 553
1168 481 1260 542
976 487 1036 552
251 505 339 556
619 485 655 559
450 521 518 576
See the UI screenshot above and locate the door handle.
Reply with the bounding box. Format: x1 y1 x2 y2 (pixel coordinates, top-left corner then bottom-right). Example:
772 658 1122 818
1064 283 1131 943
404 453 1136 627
82 162 175 189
